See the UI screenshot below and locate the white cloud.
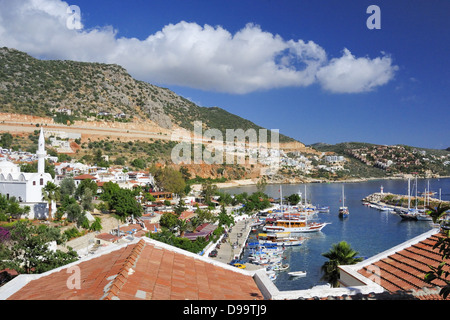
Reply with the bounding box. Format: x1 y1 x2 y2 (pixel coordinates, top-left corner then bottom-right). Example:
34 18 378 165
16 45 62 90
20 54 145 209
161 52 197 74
316 49 399 93
0 0 398 94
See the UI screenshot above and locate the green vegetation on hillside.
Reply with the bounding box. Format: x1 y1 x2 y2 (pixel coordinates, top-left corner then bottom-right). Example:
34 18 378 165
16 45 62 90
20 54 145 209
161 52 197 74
0 47 295 142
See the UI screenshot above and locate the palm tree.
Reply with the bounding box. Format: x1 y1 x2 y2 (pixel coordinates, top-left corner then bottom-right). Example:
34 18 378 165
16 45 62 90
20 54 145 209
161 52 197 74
42 181 61 221
178 219 188 238
426 203 450 225
321 241 364 287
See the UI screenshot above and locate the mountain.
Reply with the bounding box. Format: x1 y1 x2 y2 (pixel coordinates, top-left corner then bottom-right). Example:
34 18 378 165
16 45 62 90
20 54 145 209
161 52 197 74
0 47 297 144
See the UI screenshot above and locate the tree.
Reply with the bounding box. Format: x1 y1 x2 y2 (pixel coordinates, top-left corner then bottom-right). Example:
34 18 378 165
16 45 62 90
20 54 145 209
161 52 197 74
424 225 450 299
321 241 364 287
101 182 142 220
0 132 13 148
217 191 232 206
218 205 234 227
0 195 30 220
42 181 61 221
75 179 97 200
256 176 267 193
195 207 216 225
89 217 102 232
80 187 94 211
201 180 217 205
286 193 300 205
158 167 186 195
131 158 146 169
0 220 78 274
100 181 121 203
174 199 187 216
60 177 76 197
65 202 84 224
178 219 188 238
426 203 450 225
159 212 179 233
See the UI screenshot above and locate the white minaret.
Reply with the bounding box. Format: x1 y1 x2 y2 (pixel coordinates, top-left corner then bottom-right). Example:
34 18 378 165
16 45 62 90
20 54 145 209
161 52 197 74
36 127 46 174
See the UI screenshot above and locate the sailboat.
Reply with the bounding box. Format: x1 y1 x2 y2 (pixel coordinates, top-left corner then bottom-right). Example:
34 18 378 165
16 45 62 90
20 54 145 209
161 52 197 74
338 184 349 218
417 181 433 221
398 177 419 220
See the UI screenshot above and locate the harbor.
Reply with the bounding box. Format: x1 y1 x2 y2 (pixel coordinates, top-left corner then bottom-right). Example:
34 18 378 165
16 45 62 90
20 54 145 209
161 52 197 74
216 177 450 290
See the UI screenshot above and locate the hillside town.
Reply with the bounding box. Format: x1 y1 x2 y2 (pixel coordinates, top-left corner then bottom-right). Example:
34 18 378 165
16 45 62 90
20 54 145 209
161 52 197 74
345 144 450 174
0 128 449 302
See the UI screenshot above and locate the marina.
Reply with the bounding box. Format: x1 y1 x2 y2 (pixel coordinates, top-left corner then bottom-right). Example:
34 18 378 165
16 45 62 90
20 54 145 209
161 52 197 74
220 177 450 291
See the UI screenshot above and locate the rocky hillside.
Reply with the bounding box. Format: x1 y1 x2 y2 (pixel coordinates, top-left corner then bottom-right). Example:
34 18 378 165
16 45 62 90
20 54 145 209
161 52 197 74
0 47 297 143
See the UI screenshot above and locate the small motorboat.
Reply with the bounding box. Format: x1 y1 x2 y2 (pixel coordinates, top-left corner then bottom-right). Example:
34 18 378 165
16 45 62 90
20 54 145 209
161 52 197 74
288 270 307 278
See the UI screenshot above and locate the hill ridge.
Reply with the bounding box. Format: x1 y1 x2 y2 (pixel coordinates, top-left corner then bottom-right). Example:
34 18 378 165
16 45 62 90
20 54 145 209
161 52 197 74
0 47 297 144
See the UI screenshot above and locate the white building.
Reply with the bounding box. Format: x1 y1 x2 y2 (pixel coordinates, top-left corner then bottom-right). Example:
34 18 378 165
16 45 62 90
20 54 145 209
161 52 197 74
0 128 54 219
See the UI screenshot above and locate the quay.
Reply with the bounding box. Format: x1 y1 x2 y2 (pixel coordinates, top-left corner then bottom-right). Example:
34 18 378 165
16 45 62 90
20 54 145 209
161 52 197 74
210 215 262 271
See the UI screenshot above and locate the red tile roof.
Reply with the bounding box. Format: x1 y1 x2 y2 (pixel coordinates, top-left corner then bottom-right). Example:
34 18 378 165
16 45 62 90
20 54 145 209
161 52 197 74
357 232 449 300
5 238 264 300
95 233 120 243
73 174 97 180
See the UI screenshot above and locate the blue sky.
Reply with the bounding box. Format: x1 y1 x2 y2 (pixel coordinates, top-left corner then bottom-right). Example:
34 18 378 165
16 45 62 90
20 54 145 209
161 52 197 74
0 0 448 149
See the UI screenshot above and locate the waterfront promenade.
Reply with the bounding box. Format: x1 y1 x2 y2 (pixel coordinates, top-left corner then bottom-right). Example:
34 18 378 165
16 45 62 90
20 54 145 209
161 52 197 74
213 215 262 271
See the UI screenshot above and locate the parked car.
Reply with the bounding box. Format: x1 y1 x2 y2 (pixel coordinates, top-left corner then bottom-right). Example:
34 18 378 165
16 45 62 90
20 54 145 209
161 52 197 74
229 259 246 266
208 249 218 257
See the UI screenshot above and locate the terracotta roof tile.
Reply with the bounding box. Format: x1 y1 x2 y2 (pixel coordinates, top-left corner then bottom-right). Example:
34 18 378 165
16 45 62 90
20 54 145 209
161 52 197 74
357 233 449 300
6 238 263 300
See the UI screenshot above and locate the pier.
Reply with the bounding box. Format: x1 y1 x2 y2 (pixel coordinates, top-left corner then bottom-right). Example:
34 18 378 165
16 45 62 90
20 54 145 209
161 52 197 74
362 191 450 212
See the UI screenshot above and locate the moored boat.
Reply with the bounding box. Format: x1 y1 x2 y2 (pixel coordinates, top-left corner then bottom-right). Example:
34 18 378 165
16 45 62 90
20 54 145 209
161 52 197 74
338 184 349 218
263 219 328 233
317 206 330 213
258 232 304 246
416 213 433 221
271 263 290 272
288 270 307 278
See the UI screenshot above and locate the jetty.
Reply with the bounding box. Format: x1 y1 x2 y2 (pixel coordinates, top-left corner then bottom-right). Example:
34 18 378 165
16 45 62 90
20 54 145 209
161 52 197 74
362 191 450 212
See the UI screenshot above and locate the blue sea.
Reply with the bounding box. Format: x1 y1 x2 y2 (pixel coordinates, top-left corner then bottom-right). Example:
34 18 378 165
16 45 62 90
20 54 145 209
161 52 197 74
222 177 450 291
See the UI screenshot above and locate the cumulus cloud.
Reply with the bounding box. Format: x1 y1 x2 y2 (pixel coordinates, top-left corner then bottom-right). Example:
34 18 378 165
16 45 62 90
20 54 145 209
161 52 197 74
0 0 398 94
316 49 399 93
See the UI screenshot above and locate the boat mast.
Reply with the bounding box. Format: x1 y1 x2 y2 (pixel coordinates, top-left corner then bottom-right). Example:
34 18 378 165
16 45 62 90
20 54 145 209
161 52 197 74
304 185 307 206
408 178 411 210
280 185 282 208
415 175 418 210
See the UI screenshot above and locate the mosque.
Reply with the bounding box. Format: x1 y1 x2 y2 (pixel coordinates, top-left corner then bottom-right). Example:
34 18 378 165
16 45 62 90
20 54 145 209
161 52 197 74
0 128 54 219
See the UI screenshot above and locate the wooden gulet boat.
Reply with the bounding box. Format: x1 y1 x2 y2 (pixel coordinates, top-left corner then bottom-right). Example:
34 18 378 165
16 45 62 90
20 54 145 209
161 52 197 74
263 219 328 233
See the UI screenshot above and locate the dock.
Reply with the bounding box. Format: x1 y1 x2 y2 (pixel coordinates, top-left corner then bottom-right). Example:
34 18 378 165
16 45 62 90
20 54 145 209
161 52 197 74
212 216 263 271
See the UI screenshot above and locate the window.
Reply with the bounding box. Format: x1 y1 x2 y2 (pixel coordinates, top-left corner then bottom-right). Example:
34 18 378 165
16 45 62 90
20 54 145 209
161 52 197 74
40 178 43 185
33 181 36 186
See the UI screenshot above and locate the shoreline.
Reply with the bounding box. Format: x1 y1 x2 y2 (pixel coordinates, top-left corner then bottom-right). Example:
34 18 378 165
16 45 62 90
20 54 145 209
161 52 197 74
202 175 450 191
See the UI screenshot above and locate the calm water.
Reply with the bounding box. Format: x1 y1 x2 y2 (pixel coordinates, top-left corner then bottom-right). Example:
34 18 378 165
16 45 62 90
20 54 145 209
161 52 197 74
222 178 450 290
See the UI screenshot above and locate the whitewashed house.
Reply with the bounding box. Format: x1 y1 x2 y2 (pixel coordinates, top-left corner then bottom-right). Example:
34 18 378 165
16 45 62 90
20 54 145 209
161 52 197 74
0 128 54 219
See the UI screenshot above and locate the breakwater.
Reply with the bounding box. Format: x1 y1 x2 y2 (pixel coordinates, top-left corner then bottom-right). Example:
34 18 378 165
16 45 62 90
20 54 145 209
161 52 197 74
363 191 450 210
